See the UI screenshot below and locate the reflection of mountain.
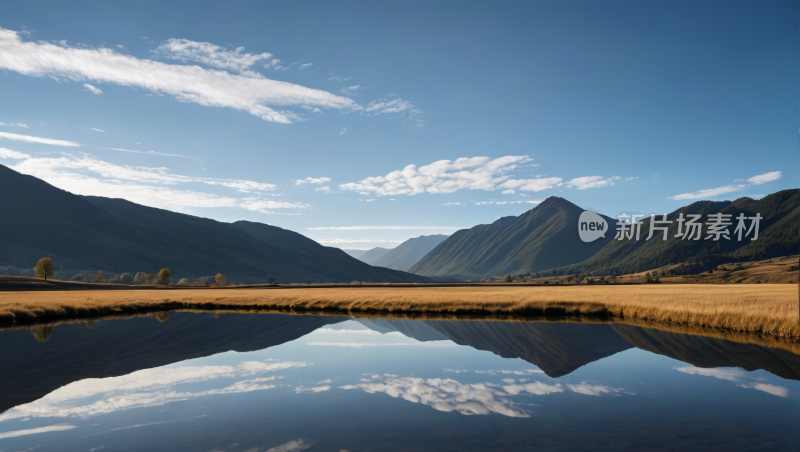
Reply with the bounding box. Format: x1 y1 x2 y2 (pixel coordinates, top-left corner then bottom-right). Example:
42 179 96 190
611 324 800 381
0 313 346 413
358 319 633 377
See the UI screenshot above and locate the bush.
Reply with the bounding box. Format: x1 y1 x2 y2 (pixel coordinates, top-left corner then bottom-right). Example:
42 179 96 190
266 277 277 285
134 272 147 284
504 274 513 283
120 273 134 284
34 257 55 281
93 270 104 283
215 273 227 287
158 268 173 284
350 280 362 285
194 276 215 285
176 278 191 285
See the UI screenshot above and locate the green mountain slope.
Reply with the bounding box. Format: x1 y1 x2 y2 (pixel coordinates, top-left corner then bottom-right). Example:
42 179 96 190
554 189 800 276
371 234 449 271
358 247 392 265
0 164 428 284
407 197 615 278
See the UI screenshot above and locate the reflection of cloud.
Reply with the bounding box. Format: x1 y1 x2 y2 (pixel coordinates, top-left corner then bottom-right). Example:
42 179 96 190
503 382 564 396
673 366 789 398
471 369 544 376
318 379 332 384
566 383 612 396
0 424 76 439
314 328 399 336
740 383 789 398
0 361 308 421
306 341 456 348
341 375 530 418
295 385 331 393
265 438 314 452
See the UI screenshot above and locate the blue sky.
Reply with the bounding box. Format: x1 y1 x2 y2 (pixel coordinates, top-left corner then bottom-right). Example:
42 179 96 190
0 1 796 249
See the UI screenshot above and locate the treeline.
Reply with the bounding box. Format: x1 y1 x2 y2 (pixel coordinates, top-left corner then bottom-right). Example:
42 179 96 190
31 257 280 287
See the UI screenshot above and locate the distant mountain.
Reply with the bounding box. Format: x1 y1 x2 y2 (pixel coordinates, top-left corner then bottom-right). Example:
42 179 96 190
407 197 615 278
371 234 449 271
553 189 800 276
342 249 368 259
358 247 392 265
0 164 429 284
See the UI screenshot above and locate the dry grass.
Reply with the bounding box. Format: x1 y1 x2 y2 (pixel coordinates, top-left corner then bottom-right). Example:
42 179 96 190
1 284 797 338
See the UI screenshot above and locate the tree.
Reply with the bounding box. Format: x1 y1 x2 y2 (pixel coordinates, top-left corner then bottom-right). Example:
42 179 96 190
158 268 173 284
176 278 191 285
134 272 147 284
505 274 513 283
120 273 134 284
215 273 227 287
266 277 277 285
93 270 104 283
34 257 55 281
145 273 155 284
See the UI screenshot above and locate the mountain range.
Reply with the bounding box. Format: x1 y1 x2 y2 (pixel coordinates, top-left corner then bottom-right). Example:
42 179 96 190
0 164 428 284
367 234 449 271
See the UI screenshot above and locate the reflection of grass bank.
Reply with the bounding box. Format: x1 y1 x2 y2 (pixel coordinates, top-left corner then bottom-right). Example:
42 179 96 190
1 285 797 338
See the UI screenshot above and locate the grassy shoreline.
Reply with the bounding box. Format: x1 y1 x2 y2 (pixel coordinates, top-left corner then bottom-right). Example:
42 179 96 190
1 285 797 339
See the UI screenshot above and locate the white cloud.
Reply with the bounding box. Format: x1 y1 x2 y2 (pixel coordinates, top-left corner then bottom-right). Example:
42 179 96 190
365 98 413 114
107 147 198 159
89 127 105 132
0 131 80 146
340 127 348 135
565 383 612 396
295 176 331 185
9 154 314 214
327 75 352 81
0 28 356 124
502 189 515 195
0 121 28 128
0 424 76 439
565 175 622 190
83 83 103 95
740 382 789 398
340 156 561 196
307 226 460 231
747 171 781 185
299 63 313 70
315 186 331 193
153 38 271 76
474 200 542 206
0 147 32 159
668 185 745 201
341 375 530 417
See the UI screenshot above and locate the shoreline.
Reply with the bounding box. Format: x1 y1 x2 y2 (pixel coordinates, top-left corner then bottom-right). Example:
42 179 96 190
1 284 797 339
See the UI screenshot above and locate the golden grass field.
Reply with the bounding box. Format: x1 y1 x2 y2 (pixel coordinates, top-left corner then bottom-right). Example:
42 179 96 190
1 284 797 338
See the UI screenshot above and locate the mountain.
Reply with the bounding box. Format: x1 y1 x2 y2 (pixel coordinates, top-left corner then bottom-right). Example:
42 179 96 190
370 234 449 271
0 164 429 284
407 197 616 278
553 189 800 276
358 247 392 265
342 249 367 259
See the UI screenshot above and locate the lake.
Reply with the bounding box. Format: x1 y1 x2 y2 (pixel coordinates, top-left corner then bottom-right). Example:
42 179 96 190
1 312 799 451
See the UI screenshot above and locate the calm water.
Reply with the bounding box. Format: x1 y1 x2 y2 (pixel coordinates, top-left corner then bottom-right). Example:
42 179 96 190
1 313 799 451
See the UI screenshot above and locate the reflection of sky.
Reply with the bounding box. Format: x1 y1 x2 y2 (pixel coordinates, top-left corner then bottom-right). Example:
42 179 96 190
2 316 800 451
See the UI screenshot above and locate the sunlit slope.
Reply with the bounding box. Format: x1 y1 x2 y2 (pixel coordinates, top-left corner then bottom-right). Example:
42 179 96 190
408 197 615 278
0 164 429 284
372 234 449 270
556 189 800 276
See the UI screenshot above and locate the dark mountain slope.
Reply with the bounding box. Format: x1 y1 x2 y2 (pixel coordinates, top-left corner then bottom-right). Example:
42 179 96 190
0 164 428 284
358 247 391 265
408 197 615 278
372 234 449 271
555 189 800 276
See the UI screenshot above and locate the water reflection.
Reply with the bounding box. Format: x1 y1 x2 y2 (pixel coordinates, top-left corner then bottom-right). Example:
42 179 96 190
1 313 799 451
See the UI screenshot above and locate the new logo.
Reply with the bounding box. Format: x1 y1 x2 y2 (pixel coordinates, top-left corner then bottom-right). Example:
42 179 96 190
578 211 608 243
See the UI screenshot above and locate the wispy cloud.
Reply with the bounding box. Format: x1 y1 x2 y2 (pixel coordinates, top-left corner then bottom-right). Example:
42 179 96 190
0 424 77 439
0 121 29 128
340 85 363 95
340 156 561 196
307 341 456 348
314 239 403 244
0 28 356 124
0 131 80 147
294 385 330 393
106 147 198 159
83 83 103 95
0 147 32 159
153 38 271 76
327 75 352 81
365 98 413 114
748 171 781 185
565 175 623 190
668 171 781 201
474 200 542 206
299 63 313 70
673 366 788 397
